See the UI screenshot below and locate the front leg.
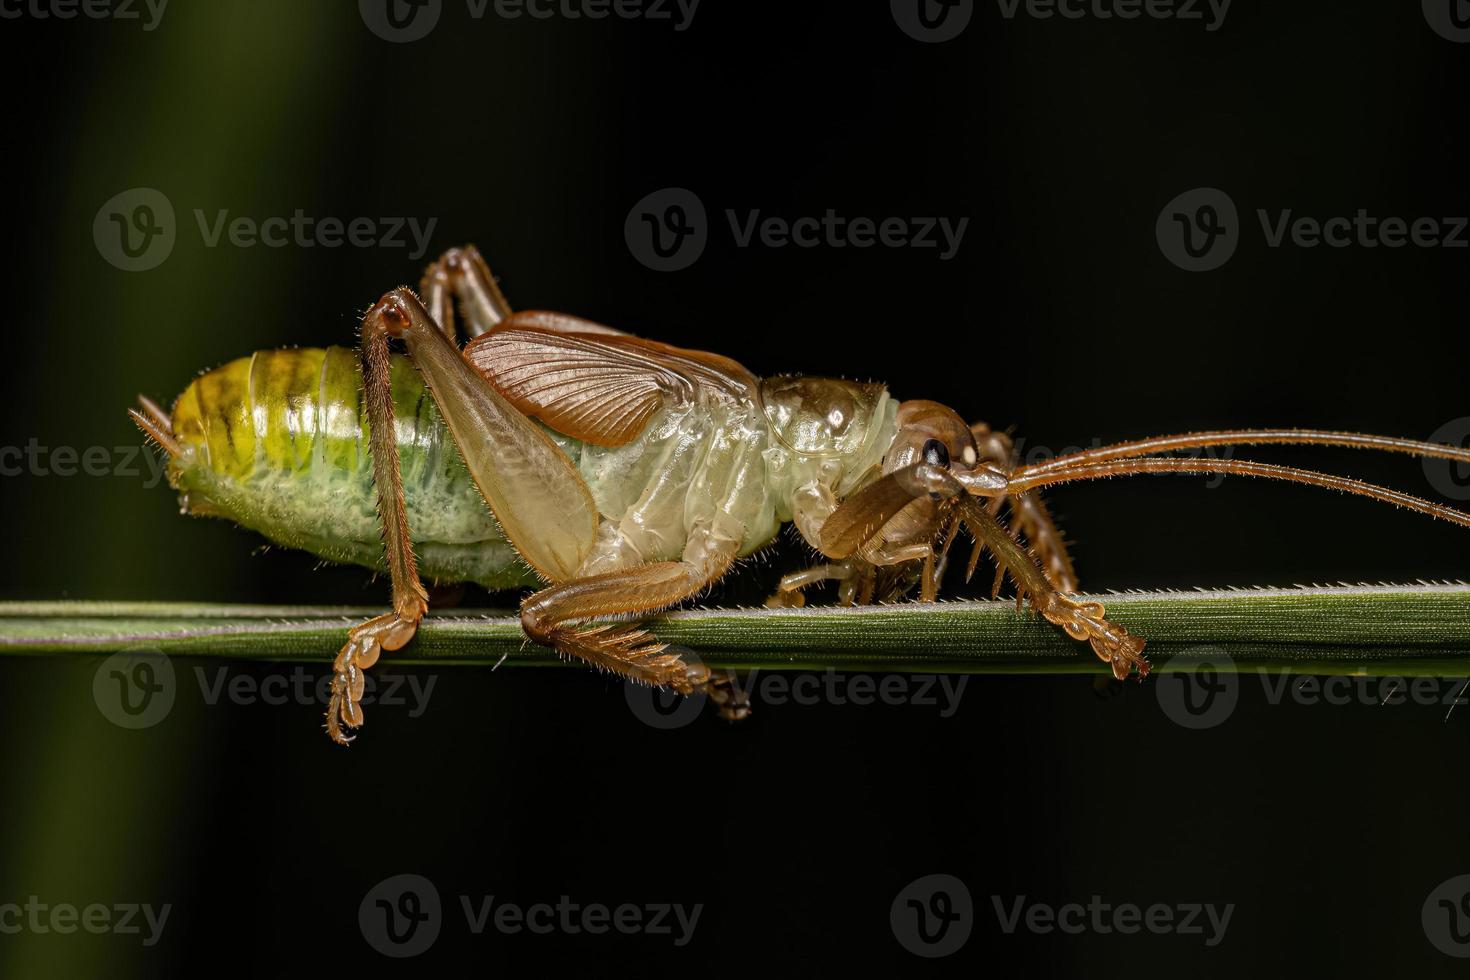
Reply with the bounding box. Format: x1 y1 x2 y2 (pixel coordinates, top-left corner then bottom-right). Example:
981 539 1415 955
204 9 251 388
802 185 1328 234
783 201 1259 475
955 497 1148 680
817 462 1148 680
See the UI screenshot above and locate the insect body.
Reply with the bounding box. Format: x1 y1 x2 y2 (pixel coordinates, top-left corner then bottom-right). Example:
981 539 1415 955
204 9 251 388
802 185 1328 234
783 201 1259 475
160 351 898 591
165 346 534 590
130 246 1470 744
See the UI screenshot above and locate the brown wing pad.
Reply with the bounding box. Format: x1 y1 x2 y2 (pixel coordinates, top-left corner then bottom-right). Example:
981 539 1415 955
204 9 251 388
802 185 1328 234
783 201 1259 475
464 317 758 447
494 309 630 337
464 326 697 446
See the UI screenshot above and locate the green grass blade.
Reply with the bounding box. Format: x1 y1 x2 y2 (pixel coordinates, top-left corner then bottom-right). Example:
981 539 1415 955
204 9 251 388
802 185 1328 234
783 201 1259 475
2 584 1469 675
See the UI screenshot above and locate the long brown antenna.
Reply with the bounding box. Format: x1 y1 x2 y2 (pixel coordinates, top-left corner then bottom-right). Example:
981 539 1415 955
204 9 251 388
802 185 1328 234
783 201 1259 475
1006 457 1470 530
1022 429 1470 475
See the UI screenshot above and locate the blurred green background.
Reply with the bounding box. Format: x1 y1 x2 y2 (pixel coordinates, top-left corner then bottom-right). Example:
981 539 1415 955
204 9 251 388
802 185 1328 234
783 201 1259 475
1 1 1468 975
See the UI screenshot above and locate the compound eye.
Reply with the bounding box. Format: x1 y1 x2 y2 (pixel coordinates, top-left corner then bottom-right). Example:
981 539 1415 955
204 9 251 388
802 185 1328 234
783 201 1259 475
921 438 950 468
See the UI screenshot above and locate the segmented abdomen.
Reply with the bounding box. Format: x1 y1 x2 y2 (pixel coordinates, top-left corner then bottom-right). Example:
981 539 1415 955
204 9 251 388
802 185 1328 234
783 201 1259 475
168 346 536 589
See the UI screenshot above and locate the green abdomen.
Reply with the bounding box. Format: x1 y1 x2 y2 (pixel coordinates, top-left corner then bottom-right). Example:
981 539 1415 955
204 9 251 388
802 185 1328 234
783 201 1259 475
168 346 538 590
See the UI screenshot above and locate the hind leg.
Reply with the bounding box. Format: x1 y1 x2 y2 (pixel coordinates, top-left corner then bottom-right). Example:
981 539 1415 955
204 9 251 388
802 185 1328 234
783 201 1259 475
325 300 432 744
326 281 607 743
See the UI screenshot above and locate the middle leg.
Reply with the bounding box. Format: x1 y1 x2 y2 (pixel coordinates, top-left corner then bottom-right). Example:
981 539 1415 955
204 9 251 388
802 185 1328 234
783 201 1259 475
519 526 740 691
971 423 1079 593
420 244 512 339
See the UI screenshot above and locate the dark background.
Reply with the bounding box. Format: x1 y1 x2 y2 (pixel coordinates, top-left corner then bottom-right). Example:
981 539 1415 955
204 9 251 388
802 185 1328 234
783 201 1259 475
0 0 1468 975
